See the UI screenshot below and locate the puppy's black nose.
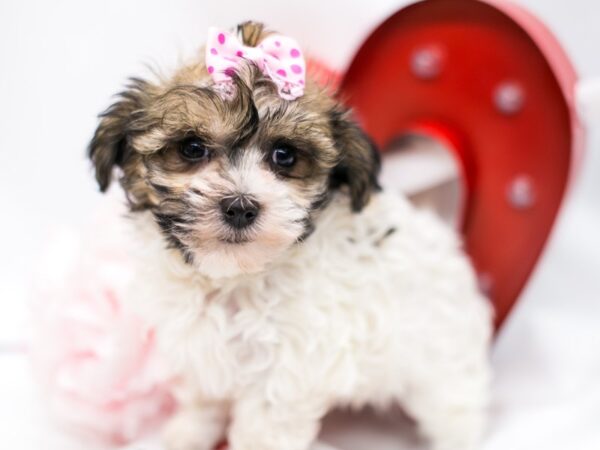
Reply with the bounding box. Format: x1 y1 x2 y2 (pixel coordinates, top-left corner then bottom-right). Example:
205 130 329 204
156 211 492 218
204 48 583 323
220 196 260 229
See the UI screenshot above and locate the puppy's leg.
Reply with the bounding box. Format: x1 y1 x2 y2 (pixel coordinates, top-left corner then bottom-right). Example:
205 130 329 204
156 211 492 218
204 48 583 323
228 393 327 450
401 362 490 450
162 399 229 450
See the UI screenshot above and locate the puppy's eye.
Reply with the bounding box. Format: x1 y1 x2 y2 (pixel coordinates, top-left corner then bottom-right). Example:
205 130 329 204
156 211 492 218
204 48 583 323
271 145 296 168
179 138 210 162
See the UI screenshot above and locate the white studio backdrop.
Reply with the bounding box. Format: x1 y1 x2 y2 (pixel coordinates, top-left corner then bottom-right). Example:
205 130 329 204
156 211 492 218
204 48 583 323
1 1 599 449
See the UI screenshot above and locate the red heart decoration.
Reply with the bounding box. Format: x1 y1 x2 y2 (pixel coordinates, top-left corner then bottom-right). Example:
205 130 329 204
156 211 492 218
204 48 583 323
338 0 583 329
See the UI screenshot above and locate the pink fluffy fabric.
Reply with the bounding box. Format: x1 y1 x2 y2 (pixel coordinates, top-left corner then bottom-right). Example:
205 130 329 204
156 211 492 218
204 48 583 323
29 201 175 445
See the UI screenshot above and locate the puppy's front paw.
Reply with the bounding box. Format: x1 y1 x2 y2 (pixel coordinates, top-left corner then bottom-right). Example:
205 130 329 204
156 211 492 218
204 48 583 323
162 409 224 450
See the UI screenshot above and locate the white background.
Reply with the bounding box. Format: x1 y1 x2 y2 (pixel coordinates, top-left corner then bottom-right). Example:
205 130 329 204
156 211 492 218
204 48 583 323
1 1 599 449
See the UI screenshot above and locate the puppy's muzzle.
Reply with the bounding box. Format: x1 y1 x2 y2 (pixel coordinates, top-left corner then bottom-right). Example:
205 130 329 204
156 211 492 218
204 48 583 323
220 195 260 229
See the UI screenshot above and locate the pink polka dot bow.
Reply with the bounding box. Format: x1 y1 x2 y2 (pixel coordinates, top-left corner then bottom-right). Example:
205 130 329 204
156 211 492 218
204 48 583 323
205 27 306 100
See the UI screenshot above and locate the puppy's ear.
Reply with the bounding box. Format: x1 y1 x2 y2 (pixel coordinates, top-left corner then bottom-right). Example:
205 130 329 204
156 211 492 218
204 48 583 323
88 78 150 192
329 107 381 212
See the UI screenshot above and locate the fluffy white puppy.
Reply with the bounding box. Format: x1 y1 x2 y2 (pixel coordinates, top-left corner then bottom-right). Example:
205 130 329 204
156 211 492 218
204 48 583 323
88 22 492 450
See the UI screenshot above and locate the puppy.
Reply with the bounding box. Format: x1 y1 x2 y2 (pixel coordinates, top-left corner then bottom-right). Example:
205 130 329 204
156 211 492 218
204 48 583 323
89 22 492 450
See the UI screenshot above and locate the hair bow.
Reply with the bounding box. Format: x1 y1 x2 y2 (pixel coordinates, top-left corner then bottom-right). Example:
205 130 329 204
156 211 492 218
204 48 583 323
205 27 306 100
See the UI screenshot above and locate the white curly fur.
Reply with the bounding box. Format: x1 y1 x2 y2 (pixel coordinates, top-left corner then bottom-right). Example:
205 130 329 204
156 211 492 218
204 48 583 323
127 189 492 450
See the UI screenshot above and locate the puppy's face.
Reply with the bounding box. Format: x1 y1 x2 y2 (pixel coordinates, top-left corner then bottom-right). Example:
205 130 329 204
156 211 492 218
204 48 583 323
89 29 379 278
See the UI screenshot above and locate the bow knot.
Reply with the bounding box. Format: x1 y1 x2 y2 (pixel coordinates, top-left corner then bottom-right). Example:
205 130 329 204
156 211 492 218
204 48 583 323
205 27 306 100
